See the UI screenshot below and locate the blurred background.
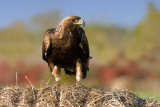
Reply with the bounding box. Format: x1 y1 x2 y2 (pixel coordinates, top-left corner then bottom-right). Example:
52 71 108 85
0 0 160 98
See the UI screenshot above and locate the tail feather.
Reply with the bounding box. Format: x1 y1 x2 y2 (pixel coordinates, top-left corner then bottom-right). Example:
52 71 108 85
64 58 89 79
81 63 88 79
64 69 76 76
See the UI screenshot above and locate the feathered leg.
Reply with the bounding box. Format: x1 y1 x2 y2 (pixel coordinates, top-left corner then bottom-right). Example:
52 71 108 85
52 66 61 89
76 58 82 85
49 63 60 101
49 63 61 89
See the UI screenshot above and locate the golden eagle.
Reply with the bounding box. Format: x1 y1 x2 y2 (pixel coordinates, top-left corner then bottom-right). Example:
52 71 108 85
42 16 90 88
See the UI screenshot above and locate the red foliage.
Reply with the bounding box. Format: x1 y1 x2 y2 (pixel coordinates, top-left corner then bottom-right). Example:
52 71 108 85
0 60 47 85
17 62 46 85
0 60 12 82
96 58 156 84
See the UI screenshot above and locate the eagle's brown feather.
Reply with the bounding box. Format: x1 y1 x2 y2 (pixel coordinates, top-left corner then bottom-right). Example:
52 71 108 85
42 28 55 62
42 16 90 85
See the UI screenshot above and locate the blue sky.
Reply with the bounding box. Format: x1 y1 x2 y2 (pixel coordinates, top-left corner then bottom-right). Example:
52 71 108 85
0 0 160 29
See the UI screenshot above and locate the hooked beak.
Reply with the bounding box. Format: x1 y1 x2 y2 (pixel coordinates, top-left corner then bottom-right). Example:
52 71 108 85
74 19 85 27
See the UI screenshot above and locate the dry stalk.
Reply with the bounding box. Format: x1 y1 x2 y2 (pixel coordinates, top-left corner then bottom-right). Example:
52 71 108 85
24 76 35 88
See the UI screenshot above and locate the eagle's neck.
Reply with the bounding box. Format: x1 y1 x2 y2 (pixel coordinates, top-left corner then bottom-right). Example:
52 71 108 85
57 24 78 36
55 25 64 39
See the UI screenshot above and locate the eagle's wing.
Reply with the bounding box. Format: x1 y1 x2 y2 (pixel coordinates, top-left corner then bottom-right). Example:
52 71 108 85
78 27 90 58
42 28 55 62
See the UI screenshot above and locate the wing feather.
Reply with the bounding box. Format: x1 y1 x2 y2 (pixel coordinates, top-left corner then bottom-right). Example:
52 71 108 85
78 27 90 58
42 28 55 62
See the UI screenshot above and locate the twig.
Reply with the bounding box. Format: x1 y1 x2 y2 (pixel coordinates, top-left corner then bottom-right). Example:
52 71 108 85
47 78 52 85
15 72 18 87
41 79 47 85
25 76 35 88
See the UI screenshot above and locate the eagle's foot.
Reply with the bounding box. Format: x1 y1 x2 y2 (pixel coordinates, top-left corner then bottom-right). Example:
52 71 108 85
54 90 60 101
55 81 60 90
54 82 60 101
76 81 81 86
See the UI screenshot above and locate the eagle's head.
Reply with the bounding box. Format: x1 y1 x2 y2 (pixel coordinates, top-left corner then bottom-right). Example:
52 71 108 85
60 16 85 28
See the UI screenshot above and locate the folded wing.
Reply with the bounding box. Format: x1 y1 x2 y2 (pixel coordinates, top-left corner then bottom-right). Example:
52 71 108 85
78 27 90 58
42 28 55 62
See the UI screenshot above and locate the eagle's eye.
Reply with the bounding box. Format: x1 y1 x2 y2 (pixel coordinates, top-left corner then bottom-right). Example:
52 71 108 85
70 19 75 22
70 19 78 23
74 19 79 23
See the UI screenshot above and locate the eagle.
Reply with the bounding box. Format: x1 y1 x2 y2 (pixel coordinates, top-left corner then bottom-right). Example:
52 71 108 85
42 16 90 88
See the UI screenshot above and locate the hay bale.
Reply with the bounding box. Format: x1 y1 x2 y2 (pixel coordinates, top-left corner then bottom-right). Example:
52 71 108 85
0 84 159 107
18 86 37 107
144 98 160 107
85 88 123 107
0 86 21 107
35 86 59 107
113 90 141 107
59 85 90 107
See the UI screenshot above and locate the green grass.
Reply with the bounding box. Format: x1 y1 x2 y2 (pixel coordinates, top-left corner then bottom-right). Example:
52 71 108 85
137 91 160 99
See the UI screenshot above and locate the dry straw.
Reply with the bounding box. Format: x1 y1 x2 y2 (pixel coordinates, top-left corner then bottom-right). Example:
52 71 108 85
0 84 160 107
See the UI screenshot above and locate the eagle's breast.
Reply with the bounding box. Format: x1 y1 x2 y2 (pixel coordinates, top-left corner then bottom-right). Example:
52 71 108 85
50 28 80 66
